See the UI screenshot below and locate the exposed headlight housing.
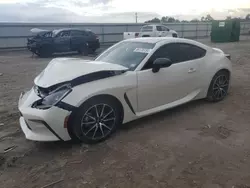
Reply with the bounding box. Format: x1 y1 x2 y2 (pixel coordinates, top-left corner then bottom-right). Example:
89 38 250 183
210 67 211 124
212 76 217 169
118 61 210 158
33 84 72 109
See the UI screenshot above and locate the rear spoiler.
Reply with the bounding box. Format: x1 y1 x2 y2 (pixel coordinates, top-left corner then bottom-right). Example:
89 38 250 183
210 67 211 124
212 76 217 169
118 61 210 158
225 54 231 60
212 48 231 60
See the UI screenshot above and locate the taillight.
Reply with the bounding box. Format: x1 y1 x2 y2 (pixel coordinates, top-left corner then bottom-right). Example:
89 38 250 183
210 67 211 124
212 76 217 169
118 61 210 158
135 33 139 37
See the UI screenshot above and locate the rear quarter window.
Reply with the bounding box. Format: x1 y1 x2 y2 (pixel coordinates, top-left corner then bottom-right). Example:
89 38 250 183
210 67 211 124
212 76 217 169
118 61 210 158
141 26 153 32
178 43 206 62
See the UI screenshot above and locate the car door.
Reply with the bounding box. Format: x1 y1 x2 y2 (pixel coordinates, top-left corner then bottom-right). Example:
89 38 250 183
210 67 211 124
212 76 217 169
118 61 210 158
53 30 71 52
156 26 164 37
70 30 84 51
161 26 172 37
136 43 206 112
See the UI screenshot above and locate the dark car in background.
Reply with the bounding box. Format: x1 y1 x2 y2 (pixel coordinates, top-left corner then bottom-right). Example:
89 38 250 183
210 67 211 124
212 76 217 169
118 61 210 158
27 28 100 57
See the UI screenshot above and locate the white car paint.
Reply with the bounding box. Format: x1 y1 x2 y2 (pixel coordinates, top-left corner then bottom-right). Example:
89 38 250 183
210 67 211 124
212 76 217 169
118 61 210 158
123 24 178 39
34 58 127 88
18 37 232 142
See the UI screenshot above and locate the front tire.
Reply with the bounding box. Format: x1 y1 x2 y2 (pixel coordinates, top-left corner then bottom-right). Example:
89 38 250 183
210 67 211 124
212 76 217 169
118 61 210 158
70 96 122 144
206 70 230 102
37 46 52 58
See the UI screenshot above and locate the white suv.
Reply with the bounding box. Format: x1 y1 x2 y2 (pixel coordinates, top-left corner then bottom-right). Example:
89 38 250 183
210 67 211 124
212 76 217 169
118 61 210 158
139 24 178 38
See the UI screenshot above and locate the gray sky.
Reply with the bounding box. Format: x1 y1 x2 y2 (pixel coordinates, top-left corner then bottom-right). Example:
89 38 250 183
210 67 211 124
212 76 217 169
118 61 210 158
0 0 249 22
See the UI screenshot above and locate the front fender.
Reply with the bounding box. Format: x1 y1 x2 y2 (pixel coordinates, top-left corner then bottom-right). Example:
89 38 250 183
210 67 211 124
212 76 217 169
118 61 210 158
62 71 138 123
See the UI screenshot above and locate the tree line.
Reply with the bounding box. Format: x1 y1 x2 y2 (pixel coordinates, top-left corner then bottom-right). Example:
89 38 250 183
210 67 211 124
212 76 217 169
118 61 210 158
145 14 250 23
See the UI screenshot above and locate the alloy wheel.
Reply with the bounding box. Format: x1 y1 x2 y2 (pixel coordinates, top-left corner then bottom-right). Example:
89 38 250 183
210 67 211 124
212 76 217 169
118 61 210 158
212 75 229 100
80 104 116 140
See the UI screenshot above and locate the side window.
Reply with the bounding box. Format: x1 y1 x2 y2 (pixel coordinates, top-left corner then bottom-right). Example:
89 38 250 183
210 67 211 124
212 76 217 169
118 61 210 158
70 30 83 37
162 26 169 31
141 26 153 32
142 44 179 70
83 31 90 36
58 31 70 37
156 26 162 31
43 32 52 38
178 43 206 62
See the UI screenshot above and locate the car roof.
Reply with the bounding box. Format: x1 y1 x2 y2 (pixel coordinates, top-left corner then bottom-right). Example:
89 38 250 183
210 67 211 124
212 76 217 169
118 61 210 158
125 37 167 43
125 37 191 44
124 37 210 49
142 24 167 27
53 28 89 32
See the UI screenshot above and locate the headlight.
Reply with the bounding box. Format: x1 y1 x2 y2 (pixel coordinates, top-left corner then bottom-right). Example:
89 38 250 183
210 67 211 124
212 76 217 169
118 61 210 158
33 84 72 109
42 87 71 106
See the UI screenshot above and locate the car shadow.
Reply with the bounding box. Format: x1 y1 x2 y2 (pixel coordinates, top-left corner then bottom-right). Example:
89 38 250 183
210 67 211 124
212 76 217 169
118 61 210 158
120 99 208 131
35 99 210 152
30 52 98 59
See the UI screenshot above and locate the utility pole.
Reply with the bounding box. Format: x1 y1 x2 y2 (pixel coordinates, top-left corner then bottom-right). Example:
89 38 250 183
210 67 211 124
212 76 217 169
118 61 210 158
135 12 138 23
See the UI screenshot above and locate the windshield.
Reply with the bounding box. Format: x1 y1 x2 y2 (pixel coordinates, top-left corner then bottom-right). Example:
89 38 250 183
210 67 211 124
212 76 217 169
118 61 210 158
52 30 60 37
95 41 155 70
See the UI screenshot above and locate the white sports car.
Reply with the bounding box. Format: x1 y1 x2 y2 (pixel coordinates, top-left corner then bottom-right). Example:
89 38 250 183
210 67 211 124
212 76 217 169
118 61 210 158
18 37 232 143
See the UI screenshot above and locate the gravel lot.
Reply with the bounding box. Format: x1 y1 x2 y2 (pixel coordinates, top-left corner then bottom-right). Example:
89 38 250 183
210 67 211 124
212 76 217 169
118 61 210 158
1 39 250 188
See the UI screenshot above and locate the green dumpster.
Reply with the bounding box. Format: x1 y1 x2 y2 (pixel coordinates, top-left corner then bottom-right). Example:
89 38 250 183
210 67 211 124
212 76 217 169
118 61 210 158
211 20 240 43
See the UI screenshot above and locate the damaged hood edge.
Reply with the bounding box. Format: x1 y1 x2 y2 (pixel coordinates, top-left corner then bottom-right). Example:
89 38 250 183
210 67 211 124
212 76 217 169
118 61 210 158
34 58 128 88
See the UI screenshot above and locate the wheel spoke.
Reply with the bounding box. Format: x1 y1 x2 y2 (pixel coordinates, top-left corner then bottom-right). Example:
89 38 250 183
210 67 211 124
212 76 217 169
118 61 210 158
101 123 112 131
214 89 219 96
100 104 105 117
219 76 223 84
213 86 219 90
94 105 99 118
215 90 221 98
99 124 105 137
84 124 96 135
86 114 96 121
220 84 228 88
102 110 113 120
213 82 220 90
102 117 115 122
222 76 227 84
218 90 223 98
92 126 98 139
81 120 96 125
221 88 227 96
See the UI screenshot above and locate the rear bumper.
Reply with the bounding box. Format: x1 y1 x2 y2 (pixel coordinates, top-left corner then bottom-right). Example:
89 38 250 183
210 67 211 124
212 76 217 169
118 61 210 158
88 41 100 49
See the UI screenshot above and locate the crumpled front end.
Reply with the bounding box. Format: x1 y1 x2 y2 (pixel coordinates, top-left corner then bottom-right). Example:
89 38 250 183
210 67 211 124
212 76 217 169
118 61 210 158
18 87 73 142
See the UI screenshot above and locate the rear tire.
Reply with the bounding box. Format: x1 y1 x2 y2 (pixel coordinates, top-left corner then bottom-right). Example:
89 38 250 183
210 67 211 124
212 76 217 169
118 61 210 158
78 43 89 56
69 96 122 144
88 48 96 54
172 33 178 38
206 70 230 102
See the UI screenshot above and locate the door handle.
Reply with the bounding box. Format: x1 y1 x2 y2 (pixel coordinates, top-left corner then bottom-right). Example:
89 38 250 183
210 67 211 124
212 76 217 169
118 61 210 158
188 68 196 73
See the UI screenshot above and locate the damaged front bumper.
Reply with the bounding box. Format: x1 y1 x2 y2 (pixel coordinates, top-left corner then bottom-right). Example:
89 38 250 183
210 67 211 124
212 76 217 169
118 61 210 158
18 89 72 141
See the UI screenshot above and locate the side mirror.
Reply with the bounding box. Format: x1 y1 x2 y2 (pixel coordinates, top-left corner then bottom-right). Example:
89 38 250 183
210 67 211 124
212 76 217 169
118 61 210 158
152 58 172 73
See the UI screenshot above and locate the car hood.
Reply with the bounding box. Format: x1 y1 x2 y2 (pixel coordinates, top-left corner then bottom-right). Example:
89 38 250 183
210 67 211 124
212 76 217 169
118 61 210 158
169 30 177 34
34 58 128 88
